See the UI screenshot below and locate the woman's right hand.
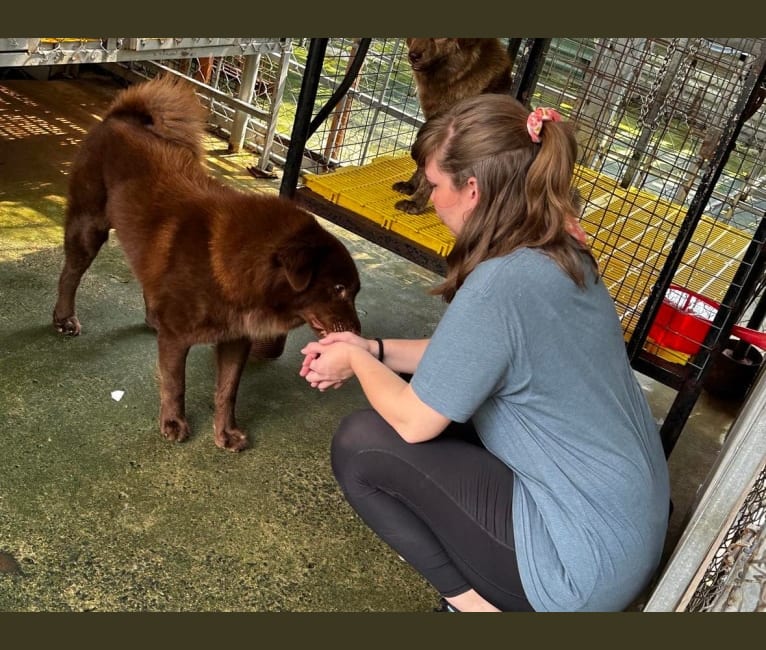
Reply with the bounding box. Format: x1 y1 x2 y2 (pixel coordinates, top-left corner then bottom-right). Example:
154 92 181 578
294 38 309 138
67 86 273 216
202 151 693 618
299 332 380 391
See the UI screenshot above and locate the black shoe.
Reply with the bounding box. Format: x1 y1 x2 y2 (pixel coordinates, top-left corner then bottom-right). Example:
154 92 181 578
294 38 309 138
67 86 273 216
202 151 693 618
433 597 459 612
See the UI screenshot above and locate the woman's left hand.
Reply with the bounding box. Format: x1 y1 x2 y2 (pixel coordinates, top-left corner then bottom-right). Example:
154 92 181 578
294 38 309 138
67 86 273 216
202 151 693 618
300 340 355 391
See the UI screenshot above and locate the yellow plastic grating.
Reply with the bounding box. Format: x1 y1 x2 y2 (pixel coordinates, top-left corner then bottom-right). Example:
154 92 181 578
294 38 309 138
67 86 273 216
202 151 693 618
39 38 99 43
303 155 455 254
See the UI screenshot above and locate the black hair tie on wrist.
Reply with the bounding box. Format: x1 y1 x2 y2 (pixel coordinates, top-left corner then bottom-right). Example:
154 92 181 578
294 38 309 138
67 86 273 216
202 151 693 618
374 337 384 362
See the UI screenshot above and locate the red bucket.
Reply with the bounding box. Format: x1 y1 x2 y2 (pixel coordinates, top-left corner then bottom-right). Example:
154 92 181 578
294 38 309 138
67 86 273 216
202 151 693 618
649 285 766 355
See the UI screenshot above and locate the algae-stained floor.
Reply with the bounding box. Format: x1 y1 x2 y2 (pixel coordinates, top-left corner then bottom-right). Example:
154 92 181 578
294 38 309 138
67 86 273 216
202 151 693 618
0 69 740 612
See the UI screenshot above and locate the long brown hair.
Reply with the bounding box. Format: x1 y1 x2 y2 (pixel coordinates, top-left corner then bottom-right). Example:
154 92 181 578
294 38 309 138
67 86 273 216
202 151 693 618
413 93 597 302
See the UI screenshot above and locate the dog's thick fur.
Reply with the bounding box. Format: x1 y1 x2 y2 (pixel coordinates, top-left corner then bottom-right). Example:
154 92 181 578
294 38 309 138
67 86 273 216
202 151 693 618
53 75 361 451
394 38 513 214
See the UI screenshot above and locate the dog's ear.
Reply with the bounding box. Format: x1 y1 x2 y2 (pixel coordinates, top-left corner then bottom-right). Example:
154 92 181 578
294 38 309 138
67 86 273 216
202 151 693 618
276 243 319 292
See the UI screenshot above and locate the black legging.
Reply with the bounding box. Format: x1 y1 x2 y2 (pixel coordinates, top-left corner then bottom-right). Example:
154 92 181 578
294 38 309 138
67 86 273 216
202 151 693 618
330 408 534 611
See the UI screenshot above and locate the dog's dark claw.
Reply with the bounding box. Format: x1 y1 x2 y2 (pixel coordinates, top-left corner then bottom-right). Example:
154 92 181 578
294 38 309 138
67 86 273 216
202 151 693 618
215 428 249 452
394 199 427 215
162 418 190 443
392 180 416 195
53 316 81 336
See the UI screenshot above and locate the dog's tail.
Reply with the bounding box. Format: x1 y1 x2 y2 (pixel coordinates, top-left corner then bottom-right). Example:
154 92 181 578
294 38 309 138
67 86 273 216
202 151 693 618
104 74 208 158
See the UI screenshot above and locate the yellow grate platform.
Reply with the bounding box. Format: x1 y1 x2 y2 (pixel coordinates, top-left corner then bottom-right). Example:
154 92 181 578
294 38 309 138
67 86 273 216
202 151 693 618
304 155 455 257
303 155 753 364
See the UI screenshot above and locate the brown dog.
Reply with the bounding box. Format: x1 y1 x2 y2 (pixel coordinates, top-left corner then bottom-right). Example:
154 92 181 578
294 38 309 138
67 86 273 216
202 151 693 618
53 75 362 452
394 38 513 214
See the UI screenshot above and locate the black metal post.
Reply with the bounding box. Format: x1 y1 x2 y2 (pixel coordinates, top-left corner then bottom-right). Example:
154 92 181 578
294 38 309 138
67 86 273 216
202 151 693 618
279 38 328 199
506 38 523 71
660 215 766 457
511 38 552 108
747 284 766 330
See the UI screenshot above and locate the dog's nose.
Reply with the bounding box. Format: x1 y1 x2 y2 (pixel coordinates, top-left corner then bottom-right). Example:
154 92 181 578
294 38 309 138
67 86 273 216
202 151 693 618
408 51 421 65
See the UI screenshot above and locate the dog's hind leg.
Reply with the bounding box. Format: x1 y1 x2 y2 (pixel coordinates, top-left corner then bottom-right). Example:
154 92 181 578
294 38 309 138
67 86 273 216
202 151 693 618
392 169 419 196
52 214 110 336
394 163 432 214
213 337 252 452
157 333 191 443
143 292 160 331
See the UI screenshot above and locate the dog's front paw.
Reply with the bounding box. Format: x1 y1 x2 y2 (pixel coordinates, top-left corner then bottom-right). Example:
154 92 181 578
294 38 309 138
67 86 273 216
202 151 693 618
394 198 427 215
53 314 81 336
215 427 249 452
161 417 190 443
392 180 415 195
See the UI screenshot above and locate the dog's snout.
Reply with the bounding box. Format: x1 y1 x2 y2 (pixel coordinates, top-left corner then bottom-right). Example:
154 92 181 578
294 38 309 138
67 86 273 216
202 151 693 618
408 51 421 65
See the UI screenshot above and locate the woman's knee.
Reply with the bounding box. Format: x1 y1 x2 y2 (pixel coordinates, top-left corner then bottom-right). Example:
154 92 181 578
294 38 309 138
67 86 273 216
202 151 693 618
331 408 394 484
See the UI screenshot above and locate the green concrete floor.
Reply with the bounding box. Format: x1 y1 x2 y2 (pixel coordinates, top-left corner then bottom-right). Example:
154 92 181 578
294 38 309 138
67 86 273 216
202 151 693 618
0 69 743 611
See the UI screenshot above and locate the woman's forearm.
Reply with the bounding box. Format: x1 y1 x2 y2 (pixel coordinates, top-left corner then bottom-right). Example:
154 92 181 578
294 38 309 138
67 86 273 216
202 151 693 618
349 345 448 443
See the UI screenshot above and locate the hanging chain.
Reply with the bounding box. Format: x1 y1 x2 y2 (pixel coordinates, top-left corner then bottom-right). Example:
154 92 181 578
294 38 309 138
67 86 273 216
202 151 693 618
637 39 678 129
637 38 706 131
656 38 703 129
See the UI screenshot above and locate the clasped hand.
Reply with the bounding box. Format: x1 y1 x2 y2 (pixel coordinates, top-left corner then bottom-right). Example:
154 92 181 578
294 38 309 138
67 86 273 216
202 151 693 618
300 331 370 391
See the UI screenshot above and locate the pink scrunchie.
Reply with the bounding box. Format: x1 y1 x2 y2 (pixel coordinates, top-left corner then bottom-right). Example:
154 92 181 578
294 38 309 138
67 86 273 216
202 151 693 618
527 107 562 143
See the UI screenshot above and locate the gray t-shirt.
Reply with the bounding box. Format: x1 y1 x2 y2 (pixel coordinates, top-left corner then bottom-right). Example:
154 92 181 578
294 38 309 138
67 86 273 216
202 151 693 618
411 248 670 611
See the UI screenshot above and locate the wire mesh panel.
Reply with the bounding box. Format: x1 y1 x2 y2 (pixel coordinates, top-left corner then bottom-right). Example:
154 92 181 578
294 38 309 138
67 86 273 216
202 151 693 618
116 39 421 172
114 39 291 173
277 38 530 172
533 39 766 370
275 39 765 380
686 464 766 611
287 38 422 171
643 369 766 612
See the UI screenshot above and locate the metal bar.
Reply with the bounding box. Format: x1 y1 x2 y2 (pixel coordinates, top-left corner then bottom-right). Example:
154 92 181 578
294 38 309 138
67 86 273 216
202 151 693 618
228 53 262 153
512 38 552 108
620 39 689 189
257 40 293 172
322 38 366 161
746 283 766 330
296 188 448 276
0 39 282 68
145 61 271 122
661 213 766 457
506 38 523 70
280 38 328 199
633 354 686 390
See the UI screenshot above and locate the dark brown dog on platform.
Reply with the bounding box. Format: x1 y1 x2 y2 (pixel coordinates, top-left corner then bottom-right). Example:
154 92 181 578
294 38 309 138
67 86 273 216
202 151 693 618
53 75 361 452
394 38 513 214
